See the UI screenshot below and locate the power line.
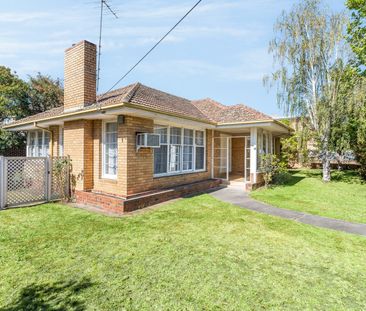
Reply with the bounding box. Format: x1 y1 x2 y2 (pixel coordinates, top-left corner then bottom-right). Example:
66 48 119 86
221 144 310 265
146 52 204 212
97 0 118 93
98 0 203 102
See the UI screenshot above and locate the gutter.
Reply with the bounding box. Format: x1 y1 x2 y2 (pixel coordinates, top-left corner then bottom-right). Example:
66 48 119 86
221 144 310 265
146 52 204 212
4 103 293 133
3 101 216 130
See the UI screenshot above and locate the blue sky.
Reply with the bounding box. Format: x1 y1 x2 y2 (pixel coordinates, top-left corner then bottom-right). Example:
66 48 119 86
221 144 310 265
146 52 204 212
0 0 346 116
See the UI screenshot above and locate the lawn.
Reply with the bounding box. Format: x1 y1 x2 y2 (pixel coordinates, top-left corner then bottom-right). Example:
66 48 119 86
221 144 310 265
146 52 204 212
251 169 366 224
1 196 366 310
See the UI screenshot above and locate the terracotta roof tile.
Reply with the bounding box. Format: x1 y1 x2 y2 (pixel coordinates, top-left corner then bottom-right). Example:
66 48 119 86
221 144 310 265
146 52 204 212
192 99 272 123
126 83 210 121
4 83 272 128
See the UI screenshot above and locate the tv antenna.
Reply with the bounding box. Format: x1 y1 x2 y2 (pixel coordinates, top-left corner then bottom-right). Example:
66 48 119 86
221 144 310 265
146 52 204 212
97 0 118 92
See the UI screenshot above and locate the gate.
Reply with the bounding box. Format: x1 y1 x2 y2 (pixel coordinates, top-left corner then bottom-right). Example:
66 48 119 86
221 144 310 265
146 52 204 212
0 156 69 209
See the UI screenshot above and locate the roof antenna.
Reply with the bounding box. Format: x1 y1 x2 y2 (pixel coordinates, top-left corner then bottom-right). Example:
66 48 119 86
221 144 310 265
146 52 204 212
97 0 118 93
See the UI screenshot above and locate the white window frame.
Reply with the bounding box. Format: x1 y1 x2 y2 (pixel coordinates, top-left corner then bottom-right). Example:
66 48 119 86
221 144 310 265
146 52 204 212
102 120 118 180
153 125 206 178
26 130 50 157
183 128 194 172
59 126 64 156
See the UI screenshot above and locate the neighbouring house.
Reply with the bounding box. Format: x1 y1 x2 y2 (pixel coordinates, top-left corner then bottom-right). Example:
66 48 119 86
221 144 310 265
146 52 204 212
3 40 291 213
278 117 359 169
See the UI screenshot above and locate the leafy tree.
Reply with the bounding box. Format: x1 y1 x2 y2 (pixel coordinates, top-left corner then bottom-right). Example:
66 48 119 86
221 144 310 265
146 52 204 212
345 72 366 179
0 67 30 153
346 0 366 75
27 73 63 114
267 0 350 182
0 66 29 120
0 66 63 154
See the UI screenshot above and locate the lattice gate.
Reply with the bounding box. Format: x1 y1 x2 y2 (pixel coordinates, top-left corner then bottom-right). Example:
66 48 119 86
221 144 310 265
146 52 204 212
0 157 69 209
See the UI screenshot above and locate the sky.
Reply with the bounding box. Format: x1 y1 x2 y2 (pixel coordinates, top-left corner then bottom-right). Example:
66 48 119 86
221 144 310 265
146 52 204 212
0 0 346 117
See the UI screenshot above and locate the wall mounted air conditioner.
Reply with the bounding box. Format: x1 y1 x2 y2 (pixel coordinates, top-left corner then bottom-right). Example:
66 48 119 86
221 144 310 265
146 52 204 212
136 133 160 150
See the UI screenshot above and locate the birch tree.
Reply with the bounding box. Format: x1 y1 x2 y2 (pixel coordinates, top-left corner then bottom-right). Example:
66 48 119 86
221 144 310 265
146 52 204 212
267 0 348 181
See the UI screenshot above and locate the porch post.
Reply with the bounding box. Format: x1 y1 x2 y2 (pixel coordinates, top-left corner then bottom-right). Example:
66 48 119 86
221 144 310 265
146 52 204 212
269 132 273 154
211 130 214 178
226 137 229 181
250 128 257 184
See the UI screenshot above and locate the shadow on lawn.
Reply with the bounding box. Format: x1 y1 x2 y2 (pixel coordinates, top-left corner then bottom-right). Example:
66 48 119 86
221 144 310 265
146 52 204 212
289 169 364 185
0 278 94 311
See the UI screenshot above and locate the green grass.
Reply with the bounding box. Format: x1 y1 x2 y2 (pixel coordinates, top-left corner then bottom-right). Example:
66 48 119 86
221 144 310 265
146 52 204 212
1 197 366 310
251 169 366 224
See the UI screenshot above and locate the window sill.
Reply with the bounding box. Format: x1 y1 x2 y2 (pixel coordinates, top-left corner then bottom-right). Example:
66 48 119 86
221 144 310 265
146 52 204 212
101 175 118 182
153 169 206 179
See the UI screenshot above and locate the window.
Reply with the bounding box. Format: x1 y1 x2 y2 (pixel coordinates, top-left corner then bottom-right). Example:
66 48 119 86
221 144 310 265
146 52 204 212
169 127 182 172
59 126 64 156
153 125 205 176
27 130 50 157
183 129 193 171
103 121 118 179
195 130 205 170
154 127 168 174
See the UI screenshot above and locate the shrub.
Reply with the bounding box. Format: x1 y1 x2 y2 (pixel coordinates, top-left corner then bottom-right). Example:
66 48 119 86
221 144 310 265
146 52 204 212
273 162 292 185
260 154 279 188
53 157 72 201
260 154 291 187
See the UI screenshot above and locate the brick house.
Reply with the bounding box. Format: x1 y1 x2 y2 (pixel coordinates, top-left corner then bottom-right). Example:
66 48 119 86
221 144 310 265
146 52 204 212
4 40 291 213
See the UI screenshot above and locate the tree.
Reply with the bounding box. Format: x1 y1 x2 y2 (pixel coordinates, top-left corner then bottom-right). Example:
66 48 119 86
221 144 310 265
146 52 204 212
27 73 63 115
346 0 366 179
346 0 366 75
0 67 63 154
0 66 29 120
267 0 349 182
344 72 366 179
0 67 30 153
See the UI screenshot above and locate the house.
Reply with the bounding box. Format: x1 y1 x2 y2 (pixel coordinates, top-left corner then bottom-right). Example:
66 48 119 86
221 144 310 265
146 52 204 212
278 117 359 169
3 40 291 213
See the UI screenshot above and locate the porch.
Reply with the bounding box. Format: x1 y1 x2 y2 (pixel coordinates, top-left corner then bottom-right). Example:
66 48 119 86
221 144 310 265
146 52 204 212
211 123 286 189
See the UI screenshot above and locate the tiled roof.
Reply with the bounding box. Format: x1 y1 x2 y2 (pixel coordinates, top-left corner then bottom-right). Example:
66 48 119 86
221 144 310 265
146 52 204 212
4 106 64 127
4 82 272 128
192 99 272 123
126 84 210 121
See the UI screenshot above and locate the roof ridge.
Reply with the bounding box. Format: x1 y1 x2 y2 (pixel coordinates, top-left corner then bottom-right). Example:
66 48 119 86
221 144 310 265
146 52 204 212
123 82 141 103
139 83 192 103
193 98 226 109
226 103 272 119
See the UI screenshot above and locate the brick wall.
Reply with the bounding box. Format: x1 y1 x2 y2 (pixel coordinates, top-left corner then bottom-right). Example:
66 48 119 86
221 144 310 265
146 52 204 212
64 41 96 111
49 126 59 157
231 137 244 175
92 120 125 196
89 116 213 197
64 120 93 191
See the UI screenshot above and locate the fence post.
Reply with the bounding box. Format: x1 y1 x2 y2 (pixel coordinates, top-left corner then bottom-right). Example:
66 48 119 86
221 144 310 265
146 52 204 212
46 157 52 201
0 156 5 209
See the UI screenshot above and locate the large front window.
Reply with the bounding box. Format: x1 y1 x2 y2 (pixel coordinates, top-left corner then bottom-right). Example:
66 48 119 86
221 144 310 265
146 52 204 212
154 125 205 176
27 130 50 157
103 121 118 179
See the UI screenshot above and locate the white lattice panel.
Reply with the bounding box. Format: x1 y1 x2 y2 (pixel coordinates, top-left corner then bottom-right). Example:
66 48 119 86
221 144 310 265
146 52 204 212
6 158 47 206
50 157 69 200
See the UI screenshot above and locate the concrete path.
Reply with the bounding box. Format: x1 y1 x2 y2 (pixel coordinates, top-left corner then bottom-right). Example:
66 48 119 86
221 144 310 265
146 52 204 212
210 185 366 237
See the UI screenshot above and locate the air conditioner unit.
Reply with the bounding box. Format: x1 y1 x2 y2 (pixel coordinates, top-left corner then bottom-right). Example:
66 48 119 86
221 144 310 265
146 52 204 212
136 133 160 150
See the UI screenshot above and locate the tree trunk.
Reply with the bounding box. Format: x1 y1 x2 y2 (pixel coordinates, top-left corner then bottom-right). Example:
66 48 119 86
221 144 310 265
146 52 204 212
322 156 331 182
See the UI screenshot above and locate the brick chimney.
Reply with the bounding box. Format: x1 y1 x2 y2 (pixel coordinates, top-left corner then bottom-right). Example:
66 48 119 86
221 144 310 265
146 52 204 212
64 40 97 112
